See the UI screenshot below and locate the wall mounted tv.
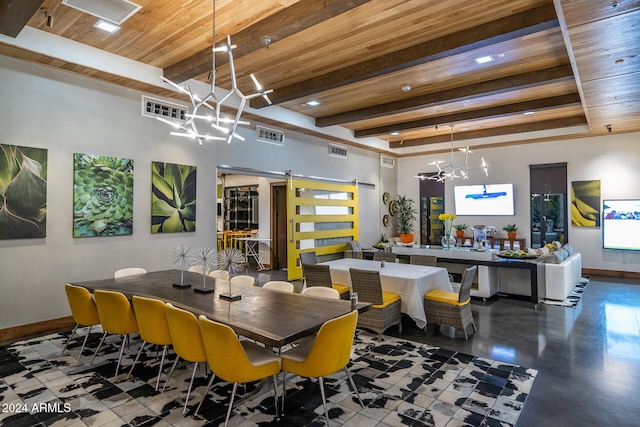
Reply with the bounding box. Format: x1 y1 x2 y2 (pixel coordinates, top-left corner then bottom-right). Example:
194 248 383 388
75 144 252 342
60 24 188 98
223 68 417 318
454 184 515 216
602 199 640 251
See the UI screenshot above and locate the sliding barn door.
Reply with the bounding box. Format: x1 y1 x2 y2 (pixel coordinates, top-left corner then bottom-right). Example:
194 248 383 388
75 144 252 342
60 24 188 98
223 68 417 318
286 178 358 280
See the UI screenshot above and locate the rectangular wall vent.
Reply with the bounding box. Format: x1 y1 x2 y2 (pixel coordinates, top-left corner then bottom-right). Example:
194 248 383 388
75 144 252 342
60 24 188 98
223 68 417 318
256 125 285 146
141 95 187 122
329 143 348 159
380 155 396 168
62 0 141 25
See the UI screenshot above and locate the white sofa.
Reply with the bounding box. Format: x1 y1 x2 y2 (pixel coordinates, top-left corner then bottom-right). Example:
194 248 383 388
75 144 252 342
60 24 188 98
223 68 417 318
544 252 582 300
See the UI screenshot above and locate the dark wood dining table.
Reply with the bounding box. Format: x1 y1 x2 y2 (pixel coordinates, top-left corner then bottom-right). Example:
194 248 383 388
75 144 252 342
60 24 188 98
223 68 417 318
72 269 369 348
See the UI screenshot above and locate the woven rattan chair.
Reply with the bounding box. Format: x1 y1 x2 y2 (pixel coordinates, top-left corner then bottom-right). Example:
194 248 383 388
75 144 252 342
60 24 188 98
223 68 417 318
409 254 437 266
423 265 477 340
302 263 350 300
343 249 363 259
349 268 402 341
373 252 397 262
299 251 318 265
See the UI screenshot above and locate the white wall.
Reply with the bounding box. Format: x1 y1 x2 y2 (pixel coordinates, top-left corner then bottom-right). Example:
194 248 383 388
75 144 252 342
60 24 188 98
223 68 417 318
398 134 640 274
0 54 386 330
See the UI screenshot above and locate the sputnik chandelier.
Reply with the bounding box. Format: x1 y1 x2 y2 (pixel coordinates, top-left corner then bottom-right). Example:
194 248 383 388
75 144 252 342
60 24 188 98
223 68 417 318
157 1 273 145
418 125 488 182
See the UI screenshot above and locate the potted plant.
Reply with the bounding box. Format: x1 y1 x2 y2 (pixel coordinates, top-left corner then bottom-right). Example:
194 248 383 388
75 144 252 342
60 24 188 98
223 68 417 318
454 224 467 237
375 234 388 249
394 195 417 243
503 224 518 239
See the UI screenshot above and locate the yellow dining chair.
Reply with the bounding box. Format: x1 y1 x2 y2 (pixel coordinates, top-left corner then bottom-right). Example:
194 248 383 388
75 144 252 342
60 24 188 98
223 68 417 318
91 290 139 376
163 303 209 414
229 275 256 286
301 286 341 299
195 315 281 425
129 296 172 390
299 251 318 265
63 284 101 361
349 268 402 341
280 310 363 425
114 267 147 278
301 263 350 300
424 265 478 340
409 254 437 266
262 281 295 292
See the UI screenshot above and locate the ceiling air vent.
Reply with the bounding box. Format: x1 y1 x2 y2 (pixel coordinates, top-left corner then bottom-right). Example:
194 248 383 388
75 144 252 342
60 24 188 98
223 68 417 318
256 125 285 146
329 143 348 159
380 155 396 168
141 95 187 122
62 0 141 25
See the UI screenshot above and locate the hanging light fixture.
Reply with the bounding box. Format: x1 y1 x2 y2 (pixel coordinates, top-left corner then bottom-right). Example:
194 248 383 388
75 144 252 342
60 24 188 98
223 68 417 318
158 1 273 145
416 125 488 182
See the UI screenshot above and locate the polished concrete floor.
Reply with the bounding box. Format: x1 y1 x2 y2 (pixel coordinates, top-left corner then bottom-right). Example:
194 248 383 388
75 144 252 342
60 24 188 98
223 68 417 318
255 270 640 427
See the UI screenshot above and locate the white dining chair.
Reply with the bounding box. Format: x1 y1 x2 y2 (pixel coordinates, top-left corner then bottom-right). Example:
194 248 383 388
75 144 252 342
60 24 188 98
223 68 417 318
262 281 294 293
207 270 230 280
230 275 256 286
301 286 340 299
114 267 147 278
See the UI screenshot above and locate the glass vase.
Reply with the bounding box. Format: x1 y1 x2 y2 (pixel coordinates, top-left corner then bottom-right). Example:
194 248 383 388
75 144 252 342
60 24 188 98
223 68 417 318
441 233 456 249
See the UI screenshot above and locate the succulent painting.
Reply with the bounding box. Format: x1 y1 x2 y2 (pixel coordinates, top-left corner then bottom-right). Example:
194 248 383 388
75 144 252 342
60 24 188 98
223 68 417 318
151 162 196 233
73 153 134 237
0 145 47 239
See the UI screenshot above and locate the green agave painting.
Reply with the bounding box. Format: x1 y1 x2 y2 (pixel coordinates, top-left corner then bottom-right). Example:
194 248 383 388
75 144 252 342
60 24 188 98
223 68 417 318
151 162 196 233
73 153 134 237
0 144 47 239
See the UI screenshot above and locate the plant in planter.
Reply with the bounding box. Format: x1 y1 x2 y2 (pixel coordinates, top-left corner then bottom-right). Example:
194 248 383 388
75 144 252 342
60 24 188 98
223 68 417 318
454 223 468 237
375 234 389 249
394 195 417 243
503 224 518 239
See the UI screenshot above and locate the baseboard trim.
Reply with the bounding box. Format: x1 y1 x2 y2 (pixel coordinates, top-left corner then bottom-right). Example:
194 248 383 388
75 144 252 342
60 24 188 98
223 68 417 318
583 268 640 280
0 316 74 343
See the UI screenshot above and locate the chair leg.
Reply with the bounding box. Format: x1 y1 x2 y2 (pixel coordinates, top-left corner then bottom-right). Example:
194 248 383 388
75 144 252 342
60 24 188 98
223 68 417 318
115 335 128 376
128 340 147 379
271 374 280 421
195 373 216 416
343 367 364 408
281 371 287 414
162 356 181 393
318 376 330 426
472 320 477 331
62 324 79 354
90 331 108 367
155 345 168 391
224 382 239 427
183 362 199 414
77 325 93 361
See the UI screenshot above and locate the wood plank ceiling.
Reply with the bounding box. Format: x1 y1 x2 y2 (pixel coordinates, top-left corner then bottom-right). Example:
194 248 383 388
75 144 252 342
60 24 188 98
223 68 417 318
1 0 638 156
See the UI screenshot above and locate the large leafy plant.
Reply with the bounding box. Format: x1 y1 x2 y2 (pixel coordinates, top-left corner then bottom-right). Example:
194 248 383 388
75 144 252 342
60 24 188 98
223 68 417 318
395 194 417 235
152 162 196 233
0 145 47 239
73 154 134 237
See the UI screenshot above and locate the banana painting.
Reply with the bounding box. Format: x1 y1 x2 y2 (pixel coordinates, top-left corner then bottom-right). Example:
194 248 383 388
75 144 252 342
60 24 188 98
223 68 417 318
571 180 600 227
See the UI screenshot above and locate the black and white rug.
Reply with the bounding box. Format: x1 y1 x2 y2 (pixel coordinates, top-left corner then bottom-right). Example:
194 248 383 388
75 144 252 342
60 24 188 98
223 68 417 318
0 329 537 427
541 276 590 308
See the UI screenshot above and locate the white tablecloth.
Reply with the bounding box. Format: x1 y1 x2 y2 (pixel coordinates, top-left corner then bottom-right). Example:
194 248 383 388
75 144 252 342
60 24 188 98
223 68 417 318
321 258 453 329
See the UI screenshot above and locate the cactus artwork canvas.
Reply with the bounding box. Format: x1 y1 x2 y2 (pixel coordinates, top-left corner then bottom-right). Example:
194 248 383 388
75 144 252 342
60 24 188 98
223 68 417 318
0 144 47 239
151 161 196 233
73 153 134 237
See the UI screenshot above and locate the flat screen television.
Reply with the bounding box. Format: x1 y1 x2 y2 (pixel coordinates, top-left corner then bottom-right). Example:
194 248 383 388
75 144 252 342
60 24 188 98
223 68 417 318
602 199 640 251
454 183 515 216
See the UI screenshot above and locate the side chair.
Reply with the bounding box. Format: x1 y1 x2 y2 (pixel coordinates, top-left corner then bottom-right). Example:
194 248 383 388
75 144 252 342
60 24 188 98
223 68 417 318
114 267 147 278
302 263 350 300
424 265 478 340
63 284 101 361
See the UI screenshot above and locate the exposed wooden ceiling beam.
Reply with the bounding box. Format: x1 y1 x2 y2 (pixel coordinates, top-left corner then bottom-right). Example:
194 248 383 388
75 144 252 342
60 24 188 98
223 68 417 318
316 65 575 127
163 0 374 83
251 3 559 108
0 0 44 38
389 116 588 149
354 94 583 137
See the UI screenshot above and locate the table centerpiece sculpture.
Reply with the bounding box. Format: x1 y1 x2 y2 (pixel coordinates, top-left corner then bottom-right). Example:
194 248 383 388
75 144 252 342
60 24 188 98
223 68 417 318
171 244 193 288
191 247 217 294
217 247 245 301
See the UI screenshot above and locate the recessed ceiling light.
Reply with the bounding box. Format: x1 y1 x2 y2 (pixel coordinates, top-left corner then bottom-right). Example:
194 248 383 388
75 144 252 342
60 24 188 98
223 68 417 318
304 100 320 107
390 131 400 136
94 19 120 33
474 55 494 64
524 111 536 115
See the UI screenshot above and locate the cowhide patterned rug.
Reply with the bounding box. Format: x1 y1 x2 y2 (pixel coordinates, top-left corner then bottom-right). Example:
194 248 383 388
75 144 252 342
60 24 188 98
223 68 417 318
0 328 537 426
